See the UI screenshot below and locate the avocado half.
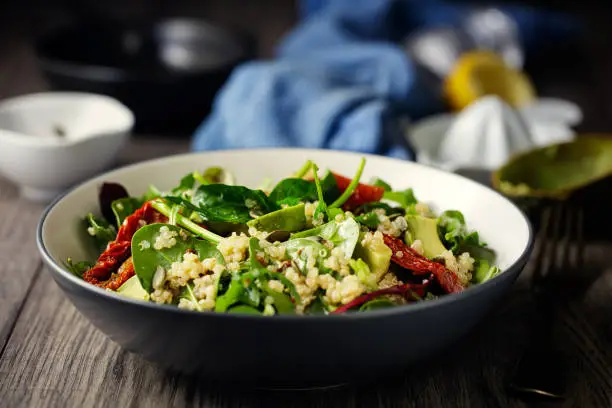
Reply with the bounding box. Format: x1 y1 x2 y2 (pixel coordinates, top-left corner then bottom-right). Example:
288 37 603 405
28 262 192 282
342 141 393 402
491 135 612 201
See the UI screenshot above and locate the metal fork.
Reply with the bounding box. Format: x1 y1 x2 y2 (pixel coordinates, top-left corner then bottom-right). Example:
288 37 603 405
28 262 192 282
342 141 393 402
508 203 586 401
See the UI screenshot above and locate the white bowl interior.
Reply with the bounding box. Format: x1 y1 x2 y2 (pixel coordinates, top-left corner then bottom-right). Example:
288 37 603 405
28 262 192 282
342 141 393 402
0 92 134 142
41 149 531 280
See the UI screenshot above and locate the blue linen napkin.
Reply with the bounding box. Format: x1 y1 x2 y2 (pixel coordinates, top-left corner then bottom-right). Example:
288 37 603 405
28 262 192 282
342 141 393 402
191 0 579 160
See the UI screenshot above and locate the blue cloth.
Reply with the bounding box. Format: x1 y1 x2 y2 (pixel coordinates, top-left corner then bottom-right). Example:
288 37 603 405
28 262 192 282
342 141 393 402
191 0 580 160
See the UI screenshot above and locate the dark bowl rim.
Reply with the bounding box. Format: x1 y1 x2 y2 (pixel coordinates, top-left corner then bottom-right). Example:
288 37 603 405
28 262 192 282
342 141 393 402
36 147 535 322
33 17 251 83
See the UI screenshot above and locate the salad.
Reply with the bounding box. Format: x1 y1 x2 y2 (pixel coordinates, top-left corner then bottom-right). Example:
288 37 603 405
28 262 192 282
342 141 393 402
66 158 500 315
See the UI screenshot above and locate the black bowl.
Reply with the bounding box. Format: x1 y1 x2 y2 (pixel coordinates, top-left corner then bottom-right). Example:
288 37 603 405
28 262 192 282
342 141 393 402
34 18 253 134
36 149 535 388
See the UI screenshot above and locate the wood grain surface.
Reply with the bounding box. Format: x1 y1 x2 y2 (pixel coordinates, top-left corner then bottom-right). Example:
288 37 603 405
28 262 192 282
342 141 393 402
0 1 611 407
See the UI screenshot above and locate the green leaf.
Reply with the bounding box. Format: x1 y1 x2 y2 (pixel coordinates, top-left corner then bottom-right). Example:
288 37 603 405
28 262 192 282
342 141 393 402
142 185 162 202
262 283 295 314
64 257 93 278
304 296 328 314
268 178 318 205
227 305 261 314
359 298 397 311
311 163 329 222
149 200 223 244
190 184 279 224
84 213 116 253
355 212 380 228
216 276 245 312
283 238 330 272
370 177 392 192
246 203 306 232
383 188 417 207
202 166 236 185
329 157 366 209
290 217 360 259
111 197 142 228
355 202 404 216
472 259 501 283
178 282 204 311
131 223 224 292
320 171 341 203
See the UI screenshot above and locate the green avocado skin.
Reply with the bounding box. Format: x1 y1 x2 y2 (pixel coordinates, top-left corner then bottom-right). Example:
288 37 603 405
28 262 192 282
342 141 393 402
246 203 306 232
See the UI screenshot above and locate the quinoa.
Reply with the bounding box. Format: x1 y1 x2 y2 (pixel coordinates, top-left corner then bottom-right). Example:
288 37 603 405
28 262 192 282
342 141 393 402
217 232 250 263
440 250 474 286
153 226 178 250
410 239 424 256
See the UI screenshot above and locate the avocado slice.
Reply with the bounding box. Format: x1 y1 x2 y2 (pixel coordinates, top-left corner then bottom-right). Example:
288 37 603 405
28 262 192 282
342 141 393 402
404 215 448 259
247 203 306 232
117 275 150 301
353 232 392 282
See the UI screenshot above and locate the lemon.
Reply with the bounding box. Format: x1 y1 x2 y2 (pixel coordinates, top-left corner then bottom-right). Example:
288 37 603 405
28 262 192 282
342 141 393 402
444 50 537 111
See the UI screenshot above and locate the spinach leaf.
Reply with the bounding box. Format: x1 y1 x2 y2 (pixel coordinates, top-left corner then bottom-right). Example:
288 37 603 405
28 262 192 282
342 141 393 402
190 184 279 224
227 305 261 314
383 188 417 207
355 202 404 216
131 223 225 292
262 283 295 314
216 276 245 312
370 177 392 192
268 178 318 205
111 197 142 228
291 217 360 259
64 257 93 278
320 170 341 203
84 213 116 253
355 212 380 228
178 282 204 311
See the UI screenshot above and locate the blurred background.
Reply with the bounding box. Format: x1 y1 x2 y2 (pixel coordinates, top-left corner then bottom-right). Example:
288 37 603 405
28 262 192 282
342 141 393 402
0 0 610 135
2 0 612 203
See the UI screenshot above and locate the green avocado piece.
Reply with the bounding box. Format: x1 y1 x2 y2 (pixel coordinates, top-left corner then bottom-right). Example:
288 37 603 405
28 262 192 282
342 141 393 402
246 203 306 232
404 215 447 259
492 136 612 200
117 275 150 301
354 232 392 282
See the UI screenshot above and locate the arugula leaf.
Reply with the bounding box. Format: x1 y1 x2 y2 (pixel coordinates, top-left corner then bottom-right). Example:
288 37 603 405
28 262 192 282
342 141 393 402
190 184 279 224
268 178 318 205
283 238 330 272
304 295 328 314
84 213 116 252
111 197 142 228
142 185 162 202
149 200 223 244
262 283 295 314
64 257 93 278
383 188 417 207
294 160 314 178
472 259 501 283
438 210 485 253
131 223 225 292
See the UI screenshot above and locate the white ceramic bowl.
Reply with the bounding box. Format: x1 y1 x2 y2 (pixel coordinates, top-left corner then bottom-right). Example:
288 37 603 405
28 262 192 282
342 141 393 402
36 148 534 385
0 92 134 202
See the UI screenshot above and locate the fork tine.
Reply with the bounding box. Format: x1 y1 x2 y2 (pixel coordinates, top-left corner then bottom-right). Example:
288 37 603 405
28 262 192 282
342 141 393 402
575 206 585 270
536 203 564 286
528 206 554 286
555 203 574 278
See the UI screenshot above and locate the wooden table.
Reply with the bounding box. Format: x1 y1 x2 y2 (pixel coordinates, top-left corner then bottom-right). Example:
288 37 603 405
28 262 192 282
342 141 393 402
1 139 611 408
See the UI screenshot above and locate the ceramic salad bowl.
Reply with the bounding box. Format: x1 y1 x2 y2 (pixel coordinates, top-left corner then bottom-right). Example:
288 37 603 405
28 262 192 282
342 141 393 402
36 148 533 387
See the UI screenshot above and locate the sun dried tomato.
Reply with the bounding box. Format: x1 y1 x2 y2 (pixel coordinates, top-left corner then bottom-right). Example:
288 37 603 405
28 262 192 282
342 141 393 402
382 234 465 294
82 201 167 288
